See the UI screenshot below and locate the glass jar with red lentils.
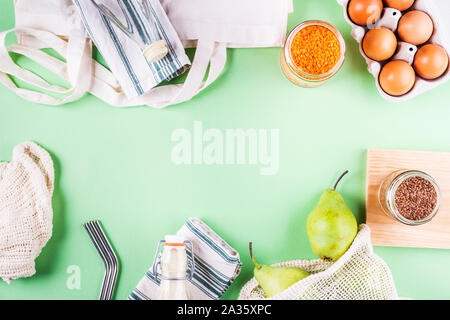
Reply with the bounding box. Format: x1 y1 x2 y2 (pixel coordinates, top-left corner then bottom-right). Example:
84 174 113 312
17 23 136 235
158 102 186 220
378 170 441 225
281 20 346 87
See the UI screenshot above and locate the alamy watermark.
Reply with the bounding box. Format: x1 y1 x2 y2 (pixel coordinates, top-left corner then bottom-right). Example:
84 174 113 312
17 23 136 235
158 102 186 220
171 121 280 175
66 265 81 290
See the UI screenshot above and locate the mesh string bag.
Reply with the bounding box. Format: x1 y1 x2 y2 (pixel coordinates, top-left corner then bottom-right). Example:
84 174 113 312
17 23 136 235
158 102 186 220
0 142 54 283
239 225 399 300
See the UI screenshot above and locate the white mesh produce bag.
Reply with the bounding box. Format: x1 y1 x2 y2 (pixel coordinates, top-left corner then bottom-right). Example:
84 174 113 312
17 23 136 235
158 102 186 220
0 142 54 283
239 225 398 300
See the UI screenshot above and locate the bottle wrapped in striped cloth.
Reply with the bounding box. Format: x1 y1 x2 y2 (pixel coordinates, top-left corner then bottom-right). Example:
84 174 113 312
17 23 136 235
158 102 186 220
129 218 241 300
73 0 190 99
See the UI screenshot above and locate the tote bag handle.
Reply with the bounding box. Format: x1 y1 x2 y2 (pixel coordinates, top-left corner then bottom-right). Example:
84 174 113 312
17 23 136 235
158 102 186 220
0 27 93 105
88 38 227 108
0 25 226 108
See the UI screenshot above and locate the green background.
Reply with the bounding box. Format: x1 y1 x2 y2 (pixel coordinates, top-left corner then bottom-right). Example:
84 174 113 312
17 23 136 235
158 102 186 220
1 0 450 300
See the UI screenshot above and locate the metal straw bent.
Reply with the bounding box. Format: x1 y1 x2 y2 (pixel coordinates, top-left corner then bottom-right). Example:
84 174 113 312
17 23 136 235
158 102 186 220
84 220 119 300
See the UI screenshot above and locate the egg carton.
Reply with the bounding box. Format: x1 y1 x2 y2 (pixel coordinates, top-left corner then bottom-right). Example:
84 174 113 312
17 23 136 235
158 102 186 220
337 0 450 102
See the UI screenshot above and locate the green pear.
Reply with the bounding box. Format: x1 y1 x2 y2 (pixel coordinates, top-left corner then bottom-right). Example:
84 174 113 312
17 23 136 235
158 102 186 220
306 171 358 262
249 242 309 298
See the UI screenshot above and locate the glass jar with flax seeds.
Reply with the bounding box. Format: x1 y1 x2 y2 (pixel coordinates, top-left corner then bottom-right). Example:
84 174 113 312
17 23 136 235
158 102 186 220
378 170 441 225
281 20 346 87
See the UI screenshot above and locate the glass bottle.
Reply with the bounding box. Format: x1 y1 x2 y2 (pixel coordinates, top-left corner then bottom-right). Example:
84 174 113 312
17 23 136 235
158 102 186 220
153 235 195 300
90 0 168 63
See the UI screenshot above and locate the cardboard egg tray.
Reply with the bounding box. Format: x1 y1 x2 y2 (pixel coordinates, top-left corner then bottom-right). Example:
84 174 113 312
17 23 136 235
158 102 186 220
336 0 450 102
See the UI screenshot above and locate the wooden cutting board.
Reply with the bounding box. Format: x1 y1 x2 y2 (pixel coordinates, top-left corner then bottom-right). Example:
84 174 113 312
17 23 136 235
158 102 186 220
366 149 450 249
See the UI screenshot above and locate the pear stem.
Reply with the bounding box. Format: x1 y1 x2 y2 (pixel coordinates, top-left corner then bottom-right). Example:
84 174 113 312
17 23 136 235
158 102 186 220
333 170 349 190
249 242 261 269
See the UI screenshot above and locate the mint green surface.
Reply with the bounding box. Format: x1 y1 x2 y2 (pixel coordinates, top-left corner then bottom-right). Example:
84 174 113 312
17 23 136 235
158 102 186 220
1 1 450 300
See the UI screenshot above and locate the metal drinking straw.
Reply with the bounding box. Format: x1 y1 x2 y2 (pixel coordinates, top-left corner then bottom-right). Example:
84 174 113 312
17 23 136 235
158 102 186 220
84 220 119 300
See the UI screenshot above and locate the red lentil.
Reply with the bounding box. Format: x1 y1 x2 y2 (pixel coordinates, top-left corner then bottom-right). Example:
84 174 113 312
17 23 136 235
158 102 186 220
290 25 341 76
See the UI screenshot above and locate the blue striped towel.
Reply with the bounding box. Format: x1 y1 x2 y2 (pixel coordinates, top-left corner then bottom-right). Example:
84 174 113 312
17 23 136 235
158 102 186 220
73 0 190 99
129 218 242 300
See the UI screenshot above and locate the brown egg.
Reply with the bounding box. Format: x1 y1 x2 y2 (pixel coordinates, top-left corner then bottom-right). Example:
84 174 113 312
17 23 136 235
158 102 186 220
398 11 433 45
414 44 449 79
379 60 416 96
363 28 397 61
383 0 415 11
348 0 383 26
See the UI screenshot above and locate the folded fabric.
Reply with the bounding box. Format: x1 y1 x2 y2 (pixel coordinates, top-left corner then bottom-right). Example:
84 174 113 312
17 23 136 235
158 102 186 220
73 0 190 99
163 0 293 48
129 218 241 300
0 142 54 283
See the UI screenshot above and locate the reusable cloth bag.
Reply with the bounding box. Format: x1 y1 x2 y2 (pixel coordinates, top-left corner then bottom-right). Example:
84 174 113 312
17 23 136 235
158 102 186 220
0 142 54 283
239 225 399 300
0 0 293 108
0 0 93 105
129 218 241 300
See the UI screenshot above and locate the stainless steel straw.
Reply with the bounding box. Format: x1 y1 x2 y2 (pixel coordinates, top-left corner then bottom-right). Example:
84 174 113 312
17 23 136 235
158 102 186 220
84 220 119 300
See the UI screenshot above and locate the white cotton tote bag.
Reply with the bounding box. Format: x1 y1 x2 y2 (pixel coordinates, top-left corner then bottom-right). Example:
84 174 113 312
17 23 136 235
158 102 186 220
0 0 293 108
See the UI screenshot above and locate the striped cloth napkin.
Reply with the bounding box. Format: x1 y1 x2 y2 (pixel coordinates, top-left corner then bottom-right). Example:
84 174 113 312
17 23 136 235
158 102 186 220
129 218 242 300
72 0 190 99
